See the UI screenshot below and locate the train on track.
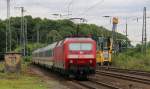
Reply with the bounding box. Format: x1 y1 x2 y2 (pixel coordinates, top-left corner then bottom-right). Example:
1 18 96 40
96 37 113 66
32 37 96 79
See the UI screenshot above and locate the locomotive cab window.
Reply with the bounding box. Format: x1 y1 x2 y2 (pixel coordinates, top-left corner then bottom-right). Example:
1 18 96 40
69 43 92 51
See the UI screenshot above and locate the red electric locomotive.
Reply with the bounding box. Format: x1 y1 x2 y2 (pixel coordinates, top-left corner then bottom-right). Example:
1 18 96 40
32 37 96 79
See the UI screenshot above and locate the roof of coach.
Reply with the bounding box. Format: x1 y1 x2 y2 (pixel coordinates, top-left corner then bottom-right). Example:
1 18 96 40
33 42 57 54
33 37 94 54
65 37 94 42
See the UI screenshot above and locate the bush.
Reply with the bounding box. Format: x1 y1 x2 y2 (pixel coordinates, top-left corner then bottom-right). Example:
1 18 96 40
112 47 150 71
23 56 32 62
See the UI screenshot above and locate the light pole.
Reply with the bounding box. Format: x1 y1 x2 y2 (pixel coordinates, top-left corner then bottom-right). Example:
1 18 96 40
15 7 26 56
36 24 40 44
125 17 128 51
6 0 11 52
142 7 147 55
24 18 28 56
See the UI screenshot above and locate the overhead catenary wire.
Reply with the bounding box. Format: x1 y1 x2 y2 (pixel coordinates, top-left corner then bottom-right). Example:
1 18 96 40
67 0 74 17
78 0 104 17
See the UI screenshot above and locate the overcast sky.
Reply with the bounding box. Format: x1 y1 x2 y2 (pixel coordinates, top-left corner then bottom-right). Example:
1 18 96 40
0 0 150 45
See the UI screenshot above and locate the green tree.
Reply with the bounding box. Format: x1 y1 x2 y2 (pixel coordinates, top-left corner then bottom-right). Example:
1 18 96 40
46 30 62 44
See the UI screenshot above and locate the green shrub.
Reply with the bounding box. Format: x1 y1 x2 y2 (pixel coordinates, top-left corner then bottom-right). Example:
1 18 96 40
112 48 150 71
23 56 32 62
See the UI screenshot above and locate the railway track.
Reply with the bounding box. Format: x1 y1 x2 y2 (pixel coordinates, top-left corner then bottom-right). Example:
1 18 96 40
31 64 121 89
97 70 150 85
32 64 150 89
89 79 121 89
72 80 97 89
98 66 150 77
72 79 121 89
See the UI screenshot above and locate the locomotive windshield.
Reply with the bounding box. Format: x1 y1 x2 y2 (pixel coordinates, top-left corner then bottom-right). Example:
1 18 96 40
69 43 92 51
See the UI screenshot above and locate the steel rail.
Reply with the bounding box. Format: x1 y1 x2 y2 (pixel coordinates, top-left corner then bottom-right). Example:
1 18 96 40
89 79 121 89
97 71 150 85
97 66 150 77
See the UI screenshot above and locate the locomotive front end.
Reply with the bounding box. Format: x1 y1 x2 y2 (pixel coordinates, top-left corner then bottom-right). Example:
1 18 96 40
66 38 96 78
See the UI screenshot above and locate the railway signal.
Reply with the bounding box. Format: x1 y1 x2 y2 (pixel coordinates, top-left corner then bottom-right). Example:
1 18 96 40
112 17 119 55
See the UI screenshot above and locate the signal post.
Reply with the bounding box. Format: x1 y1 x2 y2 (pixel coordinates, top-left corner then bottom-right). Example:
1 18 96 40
112 17 119 55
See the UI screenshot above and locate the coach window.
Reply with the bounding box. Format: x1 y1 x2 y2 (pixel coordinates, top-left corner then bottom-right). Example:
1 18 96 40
44 51 47 57
37 52 39 57
51 51 53 56
38 53 40 57
50 50 52 56
48 50 51 56
45 51 47 57
46 51 48 57
40 53 42 57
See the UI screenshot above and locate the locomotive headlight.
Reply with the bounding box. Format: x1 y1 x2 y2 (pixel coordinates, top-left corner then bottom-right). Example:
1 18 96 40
70 60 73 64
89 60 92 64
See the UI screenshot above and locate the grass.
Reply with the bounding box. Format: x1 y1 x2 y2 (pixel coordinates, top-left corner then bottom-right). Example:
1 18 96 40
0 62 48 89
112 48 150 71
0 62 4 71
0 75 47 89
